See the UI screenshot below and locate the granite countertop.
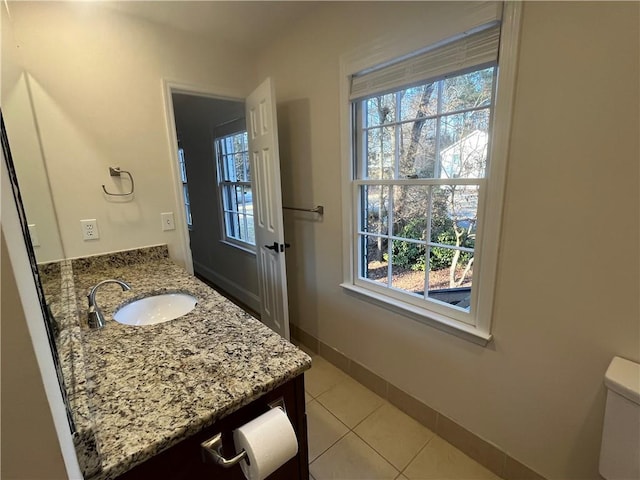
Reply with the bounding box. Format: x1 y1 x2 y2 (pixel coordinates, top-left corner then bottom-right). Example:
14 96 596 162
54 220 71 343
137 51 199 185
68 246 311 480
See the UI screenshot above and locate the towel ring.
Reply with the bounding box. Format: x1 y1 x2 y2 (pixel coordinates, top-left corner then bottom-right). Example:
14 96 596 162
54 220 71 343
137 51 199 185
102 167 134 196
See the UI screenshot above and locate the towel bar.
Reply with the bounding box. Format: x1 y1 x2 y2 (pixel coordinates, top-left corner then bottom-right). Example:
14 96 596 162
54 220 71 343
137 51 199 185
282 205 324 215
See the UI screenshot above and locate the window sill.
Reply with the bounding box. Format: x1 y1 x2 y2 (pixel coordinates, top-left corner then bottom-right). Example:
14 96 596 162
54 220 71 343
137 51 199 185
220 240 256 256
340 283 493 346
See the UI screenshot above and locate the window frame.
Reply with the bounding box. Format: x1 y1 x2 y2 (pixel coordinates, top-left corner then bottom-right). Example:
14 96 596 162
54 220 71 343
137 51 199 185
214 130 256 253
351 66 496 327
339 2 522 345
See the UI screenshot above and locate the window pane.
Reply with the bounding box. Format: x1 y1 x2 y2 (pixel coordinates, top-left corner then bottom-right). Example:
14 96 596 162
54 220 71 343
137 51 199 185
399 120 436 178
239 213 249 241
224 155 236 181
360 234 388 286
361 185 389 235
233 132 246 152
243 153 251 182
442 67 494 114
185 204 192 226
365 94 396 127
243 186 253 217
427 246 473 310
392 185 429 240
225 211 240 239
438 109 490 179
223 185 237 212
366 126 395 179
245 214 255 244
183 187 191 213
390 239 426 295
234 185 244 213
234 154 245 182
430 185 478 246
178 148 188 182
400 83 438 121
180 160 187 183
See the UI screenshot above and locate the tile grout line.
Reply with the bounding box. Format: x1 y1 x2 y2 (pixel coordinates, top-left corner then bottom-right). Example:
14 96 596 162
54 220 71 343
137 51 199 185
349 400 386 430
398 434 437 478
307 398 351 466
350 424 411 476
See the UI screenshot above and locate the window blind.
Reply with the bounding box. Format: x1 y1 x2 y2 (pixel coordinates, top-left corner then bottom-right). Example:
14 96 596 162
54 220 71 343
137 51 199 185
350 25 501 101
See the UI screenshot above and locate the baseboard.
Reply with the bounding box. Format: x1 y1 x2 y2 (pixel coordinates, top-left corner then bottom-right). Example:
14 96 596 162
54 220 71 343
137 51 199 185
193 261 260 314
290 324 546 480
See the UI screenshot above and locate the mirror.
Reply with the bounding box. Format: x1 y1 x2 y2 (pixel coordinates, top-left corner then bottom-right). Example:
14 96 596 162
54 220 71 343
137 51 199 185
1 1 312 471
2 11 65 262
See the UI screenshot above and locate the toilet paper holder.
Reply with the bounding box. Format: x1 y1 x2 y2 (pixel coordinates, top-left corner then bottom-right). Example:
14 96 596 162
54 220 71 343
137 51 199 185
201 432 249 468
201 398 286 468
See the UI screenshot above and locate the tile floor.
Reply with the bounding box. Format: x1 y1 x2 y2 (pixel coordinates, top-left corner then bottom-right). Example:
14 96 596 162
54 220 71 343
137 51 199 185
302 350 500 480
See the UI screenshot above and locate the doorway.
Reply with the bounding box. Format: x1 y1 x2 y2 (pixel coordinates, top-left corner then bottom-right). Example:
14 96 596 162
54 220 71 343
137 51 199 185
171 93 260 313
166 79 291 340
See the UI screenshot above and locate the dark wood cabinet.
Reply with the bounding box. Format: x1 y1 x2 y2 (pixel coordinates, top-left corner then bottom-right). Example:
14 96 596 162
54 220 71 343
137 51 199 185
116 374 308 480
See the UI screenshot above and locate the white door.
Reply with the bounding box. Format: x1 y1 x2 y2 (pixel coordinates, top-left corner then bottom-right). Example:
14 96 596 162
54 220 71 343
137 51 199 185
246 78 290 340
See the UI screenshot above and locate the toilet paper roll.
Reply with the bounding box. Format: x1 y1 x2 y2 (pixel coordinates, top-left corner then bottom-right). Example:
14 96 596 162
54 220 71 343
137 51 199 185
233 407 298 480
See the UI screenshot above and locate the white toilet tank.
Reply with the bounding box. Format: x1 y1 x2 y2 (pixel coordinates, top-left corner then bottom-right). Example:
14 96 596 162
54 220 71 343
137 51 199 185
599 356 640 480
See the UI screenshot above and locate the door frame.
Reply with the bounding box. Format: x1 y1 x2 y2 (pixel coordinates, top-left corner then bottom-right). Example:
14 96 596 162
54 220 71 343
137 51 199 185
161 79 247 273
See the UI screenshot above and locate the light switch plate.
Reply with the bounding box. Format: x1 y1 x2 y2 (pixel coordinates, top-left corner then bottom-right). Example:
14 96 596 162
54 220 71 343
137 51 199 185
161 212 175 231
28 224 40 247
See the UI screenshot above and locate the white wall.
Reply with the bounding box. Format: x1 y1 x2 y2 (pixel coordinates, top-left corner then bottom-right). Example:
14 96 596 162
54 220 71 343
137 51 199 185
5 1 256 266
172 93 259 310
256 2 640 478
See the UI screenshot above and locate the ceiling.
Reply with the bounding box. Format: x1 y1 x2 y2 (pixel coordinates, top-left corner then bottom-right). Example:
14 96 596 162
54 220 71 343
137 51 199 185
103 1 320 51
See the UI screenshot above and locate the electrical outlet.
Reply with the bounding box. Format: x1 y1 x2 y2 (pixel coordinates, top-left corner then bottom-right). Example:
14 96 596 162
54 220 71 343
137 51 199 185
28 224 40 247
161 212 175 231
81 219 100 240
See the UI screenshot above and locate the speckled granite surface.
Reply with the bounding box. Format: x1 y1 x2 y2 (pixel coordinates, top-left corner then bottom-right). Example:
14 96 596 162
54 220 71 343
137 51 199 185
40 260 102 478
65 246 311 480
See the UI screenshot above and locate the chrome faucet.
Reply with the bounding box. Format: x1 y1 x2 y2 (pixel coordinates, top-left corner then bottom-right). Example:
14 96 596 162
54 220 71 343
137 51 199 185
87 279 131 329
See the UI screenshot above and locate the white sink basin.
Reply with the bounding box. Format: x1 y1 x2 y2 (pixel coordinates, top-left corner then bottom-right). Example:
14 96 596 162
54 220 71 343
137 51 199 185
114 293 197 326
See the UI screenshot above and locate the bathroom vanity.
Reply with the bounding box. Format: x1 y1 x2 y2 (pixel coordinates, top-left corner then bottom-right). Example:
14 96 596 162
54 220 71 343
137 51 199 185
117 375 307 480
43 246 311 480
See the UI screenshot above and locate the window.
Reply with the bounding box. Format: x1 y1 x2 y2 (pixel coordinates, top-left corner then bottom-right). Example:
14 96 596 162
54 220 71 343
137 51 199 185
341 14 520 343
177 142 192 228
215 131 255 248
354 66 494 320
